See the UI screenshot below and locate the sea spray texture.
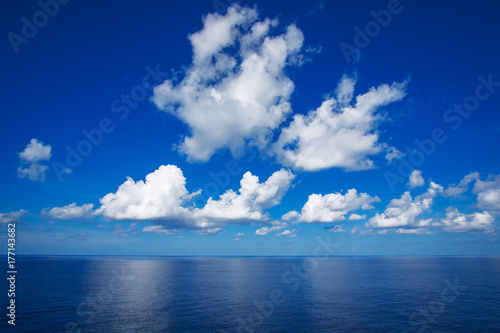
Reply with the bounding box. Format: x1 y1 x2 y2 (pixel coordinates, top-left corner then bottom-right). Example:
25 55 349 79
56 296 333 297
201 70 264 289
1 256 499 332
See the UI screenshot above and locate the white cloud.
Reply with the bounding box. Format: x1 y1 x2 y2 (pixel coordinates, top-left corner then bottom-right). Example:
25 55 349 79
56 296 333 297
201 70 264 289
255 221 288 235
408 170 425 189
275 229 296 237
153 5 303 161
473 174 500 193
196 228 222 235
17 138 52 182
366 182 443 229
441 172 500 211
282 210 300 221
142 225 176 235
273 76 408 171
48 165 293 234
348 213 366 221
153 5 409 173
395 228 431 235
0 210 27 224
329 224 346 233
17 163 49 182
235 232 245 237
193 169 294 225
350 225 362 235
96 165 194 222
440 208 494 233
18 138 51 162
291 189 379 223
42 203 94 220
477 189 500 211
385 145 404 163
189 6 257 64
473 174 500 211
443 172 479 197
361 172 499 235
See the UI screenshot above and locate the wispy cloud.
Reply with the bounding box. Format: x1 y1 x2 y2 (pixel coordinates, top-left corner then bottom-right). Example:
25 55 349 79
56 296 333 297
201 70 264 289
0 210 27 224
42 203 94 220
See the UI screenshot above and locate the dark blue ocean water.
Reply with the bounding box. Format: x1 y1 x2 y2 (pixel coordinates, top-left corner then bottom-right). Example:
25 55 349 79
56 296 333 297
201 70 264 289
1 256 500 332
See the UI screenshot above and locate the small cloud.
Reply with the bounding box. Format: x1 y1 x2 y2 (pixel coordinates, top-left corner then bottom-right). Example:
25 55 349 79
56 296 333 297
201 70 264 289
42 203 94 220
255 221 287 235
408 170 425 189
282 210 300 221
395 228 431 235
305 44 322 54
385 145 404 164
294 189 380 223
142 225 176 235
350 225 362 235
348 214 366 221
17 138 54 182
235 232 245 237
17 164 49 182
18 138 51 162
0 210 27 224
196 228 222 236
328 225 346 233
275 229 296 237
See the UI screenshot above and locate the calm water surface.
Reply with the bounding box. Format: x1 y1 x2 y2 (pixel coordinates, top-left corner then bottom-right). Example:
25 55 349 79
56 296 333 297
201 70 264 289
1 256 500 332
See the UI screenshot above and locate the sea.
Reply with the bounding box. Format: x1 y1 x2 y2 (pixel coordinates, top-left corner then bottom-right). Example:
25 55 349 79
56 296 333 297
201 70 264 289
1 256 500 332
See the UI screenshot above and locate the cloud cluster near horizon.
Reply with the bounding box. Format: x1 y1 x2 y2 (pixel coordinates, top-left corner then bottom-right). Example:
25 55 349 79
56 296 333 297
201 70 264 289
363 171 498 235
44 165 295 235
39 164 499 236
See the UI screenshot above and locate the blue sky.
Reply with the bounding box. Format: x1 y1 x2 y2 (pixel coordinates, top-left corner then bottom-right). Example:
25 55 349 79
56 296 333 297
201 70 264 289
1 0 500 255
